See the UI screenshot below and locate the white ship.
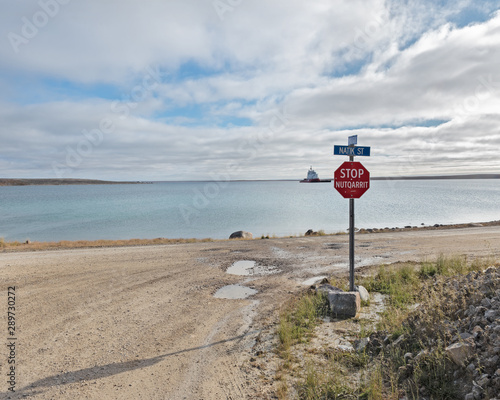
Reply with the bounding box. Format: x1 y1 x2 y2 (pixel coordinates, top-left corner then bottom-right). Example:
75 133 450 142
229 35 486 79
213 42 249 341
300 166 332 183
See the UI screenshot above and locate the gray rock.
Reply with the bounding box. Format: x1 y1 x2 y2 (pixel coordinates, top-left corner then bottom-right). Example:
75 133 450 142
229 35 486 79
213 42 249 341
229 231 253 239
337 343 354 352
446 342 474 366
327 291 360 319
355 285 370 302
485 310 498 321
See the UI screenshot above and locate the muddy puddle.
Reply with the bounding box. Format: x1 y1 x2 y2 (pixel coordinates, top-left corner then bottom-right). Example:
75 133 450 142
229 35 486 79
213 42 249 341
213 284 258 299
226 260 280 276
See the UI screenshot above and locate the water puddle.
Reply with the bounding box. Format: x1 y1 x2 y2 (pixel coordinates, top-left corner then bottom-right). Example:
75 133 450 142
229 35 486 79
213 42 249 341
226 260 280 276
213 284 258 299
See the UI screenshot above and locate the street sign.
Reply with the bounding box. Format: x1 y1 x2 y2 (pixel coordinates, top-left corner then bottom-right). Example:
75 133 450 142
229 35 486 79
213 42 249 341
348 135 357 146
334 161 370 199
333 145 371 157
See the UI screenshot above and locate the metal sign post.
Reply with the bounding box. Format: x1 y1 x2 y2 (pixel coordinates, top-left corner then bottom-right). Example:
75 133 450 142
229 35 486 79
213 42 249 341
333 137 371 292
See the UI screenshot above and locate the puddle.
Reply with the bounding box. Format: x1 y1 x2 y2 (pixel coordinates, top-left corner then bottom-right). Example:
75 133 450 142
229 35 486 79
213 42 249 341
226 260 280 276
325 243 346 250
213 284 258 299
301 276 328 286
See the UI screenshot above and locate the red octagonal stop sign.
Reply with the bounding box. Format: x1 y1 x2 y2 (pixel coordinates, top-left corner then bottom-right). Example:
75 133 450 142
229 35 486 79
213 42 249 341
334 161 370 198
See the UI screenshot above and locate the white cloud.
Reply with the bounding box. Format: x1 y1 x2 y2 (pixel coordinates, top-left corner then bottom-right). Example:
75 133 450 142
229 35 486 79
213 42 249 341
0 1 499 180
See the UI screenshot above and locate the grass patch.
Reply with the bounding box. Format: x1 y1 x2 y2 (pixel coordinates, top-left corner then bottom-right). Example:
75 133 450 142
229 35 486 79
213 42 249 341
275 255 499 399
277 292 329 354
297 363 357 400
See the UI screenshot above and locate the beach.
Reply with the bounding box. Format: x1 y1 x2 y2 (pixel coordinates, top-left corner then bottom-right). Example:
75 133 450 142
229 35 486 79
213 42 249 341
1 225 500 399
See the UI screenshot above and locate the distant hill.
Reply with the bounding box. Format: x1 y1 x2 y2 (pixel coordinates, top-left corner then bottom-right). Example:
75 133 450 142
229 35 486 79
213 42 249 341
0 178 145 186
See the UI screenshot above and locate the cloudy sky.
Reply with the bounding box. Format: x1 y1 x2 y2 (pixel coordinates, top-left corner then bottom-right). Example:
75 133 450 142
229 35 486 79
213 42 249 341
1 0 499 181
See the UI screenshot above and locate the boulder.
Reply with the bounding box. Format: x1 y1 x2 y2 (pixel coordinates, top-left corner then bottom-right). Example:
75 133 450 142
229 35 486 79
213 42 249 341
355 285 370 302
328 291 360 319
229 231 253 239
446 342 474 366
305 229 318 236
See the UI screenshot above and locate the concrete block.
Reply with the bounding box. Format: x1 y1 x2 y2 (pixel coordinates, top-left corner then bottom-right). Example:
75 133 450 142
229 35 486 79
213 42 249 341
328 291 360 318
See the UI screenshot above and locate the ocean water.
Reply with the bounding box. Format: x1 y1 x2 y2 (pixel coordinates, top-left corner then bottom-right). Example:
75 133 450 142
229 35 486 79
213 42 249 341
0 179 499 242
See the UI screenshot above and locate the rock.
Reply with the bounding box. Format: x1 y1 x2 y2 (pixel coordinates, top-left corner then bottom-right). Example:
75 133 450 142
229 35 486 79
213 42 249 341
485 310 498 321
446 342 474 366
477 374 489 387
229 231 253 239
305 229 317 236
327 291 360 319
315 284 343 295
354 337 370 351
355 285 370 302
337 343 354 352
25 239 31 244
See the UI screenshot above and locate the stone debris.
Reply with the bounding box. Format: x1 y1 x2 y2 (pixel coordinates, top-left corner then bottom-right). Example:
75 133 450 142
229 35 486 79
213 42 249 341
369 266 500 399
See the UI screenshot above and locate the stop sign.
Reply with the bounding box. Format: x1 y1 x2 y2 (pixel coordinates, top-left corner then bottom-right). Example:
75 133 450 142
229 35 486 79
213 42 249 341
334 161 370 198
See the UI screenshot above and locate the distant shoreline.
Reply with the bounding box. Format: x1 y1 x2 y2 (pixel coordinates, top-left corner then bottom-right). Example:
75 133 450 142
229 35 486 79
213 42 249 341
0 178 148 186
0 174 498 186
150 174 500 183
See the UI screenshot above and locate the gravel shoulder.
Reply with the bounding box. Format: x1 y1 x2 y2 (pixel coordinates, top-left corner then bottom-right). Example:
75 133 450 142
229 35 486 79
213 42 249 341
1 226 500 399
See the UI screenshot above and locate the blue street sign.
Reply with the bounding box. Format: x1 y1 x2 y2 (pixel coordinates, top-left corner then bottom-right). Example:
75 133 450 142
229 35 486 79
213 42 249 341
348 135 357 146
333 145 371 157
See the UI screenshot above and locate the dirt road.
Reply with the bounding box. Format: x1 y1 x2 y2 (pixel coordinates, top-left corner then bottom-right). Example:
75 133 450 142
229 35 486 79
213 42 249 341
1 226 499 399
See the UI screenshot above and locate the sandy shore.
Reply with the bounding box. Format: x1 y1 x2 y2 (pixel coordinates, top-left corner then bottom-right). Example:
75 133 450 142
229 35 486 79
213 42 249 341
1 225 500 399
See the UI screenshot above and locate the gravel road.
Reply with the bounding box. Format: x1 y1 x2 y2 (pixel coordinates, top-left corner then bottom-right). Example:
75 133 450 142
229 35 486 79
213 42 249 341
1 226 499 399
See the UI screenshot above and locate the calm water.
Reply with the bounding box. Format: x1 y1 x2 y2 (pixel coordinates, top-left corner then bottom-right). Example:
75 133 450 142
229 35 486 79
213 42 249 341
0 180 499 242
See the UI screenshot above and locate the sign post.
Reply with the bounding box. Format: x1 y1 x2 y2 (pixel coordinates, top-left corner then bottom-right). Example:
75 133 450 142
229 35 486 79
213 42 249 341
333 139 370 291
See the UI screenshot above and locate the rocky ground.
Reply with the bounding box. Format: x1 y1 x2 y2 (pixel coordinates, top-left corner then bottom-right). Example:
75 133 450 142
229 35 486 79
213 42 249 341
394 266 500 400
1 225 500 399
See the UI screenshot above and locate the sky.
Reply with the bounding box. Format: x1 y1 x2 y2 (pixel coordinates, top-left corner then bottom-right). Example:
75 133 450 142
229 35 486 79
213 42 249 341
1 0 500 181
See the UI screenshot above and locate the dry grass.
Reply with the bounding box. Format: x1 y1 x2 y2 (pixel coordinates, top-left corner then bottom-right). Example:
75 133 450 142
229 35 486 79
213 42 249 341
0 237 216 252
275 255 499 399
